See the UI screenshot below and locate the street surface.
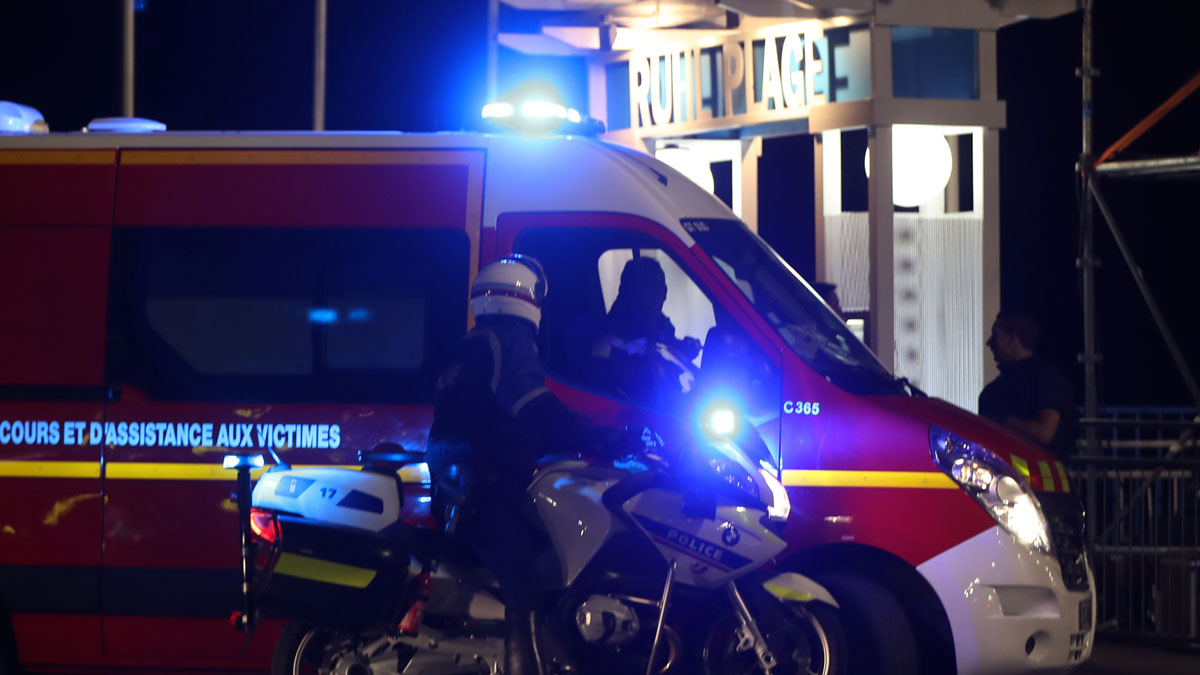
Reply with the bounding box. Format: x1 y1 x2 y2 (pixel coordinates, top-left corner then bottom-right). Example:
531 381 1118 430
1076 641 1200 675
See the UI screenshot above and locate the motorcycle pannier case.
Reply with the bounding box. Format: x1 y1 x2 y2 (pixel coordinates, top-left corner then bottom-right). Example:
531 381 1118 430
257 514 411 631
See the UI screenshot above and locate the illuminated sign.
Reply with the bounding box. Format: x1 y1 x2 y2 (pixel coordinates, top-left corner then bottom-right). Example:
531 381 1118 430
623 22 869 136
0 419 341 450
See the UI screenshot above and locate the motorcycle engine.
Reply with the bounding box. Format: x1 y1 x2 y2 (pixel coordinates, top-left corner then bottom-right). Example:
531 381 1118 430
574 594 641 646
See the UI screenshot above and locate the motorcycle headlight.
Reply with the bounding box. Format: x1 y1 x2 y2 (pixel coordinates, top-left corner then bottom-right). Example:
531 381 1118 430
706 452 758 499
929 426 1051 555
696 399 789 521
700 445 791 522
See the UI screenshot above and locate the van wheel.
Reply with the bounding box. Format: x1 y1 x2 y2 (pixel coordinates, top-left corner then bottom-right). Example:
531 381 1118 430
816 573 917 675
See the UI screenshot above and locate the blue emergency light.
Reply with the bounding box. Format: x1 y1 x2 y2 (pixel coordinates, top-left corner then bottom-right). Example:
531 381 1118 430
0 101 48 134
481 98 602 135
701 400 741 441
223 453 265 470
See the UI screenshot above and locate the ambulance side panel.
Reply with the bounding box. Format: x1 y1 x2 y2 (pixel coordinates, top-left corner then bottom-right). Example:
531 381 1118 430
0 146 484 669
0 150 115 664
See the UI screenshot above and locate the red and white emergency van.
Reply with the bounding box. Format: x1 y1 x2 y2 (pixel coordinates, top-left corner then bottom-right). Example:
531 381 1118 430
0 129 1093 674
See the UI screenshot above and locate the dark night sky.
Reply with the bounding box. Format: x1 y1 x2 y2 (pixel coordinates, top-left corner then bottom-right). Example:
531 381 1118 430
3 1 1199 407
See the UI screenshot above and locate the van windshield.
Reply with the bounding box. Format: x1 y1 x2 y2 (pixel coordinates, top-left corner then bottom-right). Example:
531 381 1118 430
683 218 906 396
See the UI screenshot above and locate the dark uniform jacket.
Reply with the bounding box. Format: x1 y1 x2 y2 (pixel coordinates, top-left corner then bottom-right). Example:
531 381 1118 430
426 315 596 485
979 355 1076 461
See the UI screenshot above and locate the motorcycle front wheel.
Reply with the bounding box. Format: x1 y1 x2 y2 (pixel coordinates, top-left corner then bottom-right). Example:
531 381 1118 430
698 602 845 675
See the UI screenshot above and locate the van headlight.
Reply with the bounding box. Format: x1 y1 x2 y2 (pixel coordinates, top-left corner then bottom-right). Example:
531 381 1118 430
929 426 1051 555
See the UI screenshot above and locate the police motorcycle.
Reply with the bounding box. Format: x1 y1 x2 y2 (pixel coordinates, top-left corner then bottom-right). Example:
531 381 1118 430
231 399 843 675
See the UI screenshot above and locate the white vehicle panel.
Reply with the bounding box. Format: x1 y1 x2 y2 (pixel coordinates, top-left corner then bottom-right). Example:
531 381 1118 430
530 461 627 587
0 131 733 251
623 488 784 588
918 525 1095 675
482 135 734 242
252 467 401 533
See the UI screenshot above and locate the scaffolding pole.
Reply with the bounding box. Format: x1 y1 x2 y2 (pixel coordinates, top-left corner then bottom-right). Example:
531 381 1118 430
1079 0 1099 447
122 0 135 117
1078 0 1100 545
314 0 327 131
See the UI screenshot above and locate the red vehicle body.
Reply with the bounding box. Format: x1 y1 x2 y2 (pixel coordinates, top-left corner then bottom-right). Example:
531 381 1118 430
0 132 1092 674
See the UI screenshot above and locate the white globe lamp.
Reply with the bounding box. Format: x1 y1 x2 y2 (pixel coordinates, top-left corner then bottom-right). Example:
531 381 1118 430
864 125 954 208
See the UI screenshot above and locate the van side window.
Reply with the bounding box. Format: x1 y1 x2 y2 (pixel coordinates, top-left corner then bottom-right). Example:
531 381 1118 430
516 226 777 414
107 227 469 403
597 248 716 367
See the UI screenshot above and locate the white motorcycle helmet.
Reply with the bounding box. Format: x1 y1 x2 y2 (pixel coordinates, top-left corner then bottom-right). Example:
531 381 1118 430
469 254 548 328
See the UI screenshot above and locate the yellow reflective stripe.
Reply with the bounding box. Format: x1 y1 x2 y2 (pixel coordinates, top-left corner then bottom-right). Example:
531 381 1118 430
764 583 814 602
0 150 116 164
106 462 270 481
273 552 376 589
0 461 100 478
1038 461 1057 493
5 461 427 483
1010 455 1030 482
781 470 956 489
1055 461 1071 493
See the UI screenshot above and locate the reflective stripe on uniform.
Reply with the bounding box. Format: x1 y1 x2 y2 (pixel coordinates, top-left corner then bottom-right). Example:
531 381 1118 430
510 386 551 417
486 331 502 393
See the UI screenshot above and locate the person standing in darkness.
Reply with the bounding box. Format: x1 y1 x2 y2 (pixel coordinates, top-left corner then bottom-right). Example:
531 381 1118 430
979 311 1075 461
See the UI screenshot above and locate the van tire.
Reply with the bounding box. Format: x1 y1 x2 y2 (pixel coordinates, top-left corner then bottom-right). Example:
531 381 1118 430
817 573 918 675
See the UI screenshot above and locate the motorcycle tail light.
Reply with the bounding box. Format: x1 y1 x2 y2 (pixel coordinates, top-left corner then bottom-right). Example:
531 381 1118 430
250 508 279 545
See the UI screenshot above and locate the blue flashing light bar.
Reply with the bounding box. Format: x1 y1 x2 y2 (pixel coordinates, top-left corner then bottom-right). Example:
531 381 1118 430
481 98 600 135
223 453 265 470
0 101 48 134
86 117 166 133
482 102 514 119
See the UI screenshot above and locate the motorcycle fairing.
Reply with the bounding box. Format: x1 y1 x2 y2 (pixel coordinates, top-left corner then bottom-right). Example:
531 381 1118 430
529 461 629 588
762 571 840 608
623 488 784 588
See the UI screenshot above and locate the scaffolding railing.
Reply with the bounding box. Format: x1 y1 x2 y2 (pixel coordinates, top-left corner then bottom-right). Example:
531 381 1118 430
1073 407 1200 646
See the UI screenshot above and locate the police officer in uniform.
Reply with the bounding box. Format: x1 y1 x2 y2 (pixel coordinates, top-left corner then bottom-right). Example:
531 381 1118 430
426 255 604 675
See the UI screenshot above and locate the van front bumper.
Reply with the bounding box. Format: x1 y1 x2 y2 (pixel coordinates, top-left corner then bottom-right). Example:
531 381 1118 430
917 526 1095 675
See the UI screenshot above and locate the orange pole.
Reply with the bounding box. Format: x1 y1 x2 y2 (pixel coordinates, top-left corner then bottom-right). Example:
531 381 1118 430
1093 68 1200 167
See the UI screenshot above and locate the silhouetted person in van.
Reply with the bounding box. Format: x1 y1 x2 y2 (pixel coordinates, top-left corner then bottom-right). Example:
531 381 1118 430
427 255 602 675
979 312 1075 461
591 256 700 408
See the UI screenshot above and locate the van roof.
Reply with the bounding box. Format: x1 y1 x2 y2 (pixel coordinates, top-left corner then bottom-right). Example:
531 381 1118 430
0 131 736 244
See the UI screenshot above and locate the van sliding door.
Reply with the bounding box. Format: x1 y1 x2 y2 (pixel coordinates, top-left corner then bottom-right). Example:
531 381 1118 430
101 148 481 664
